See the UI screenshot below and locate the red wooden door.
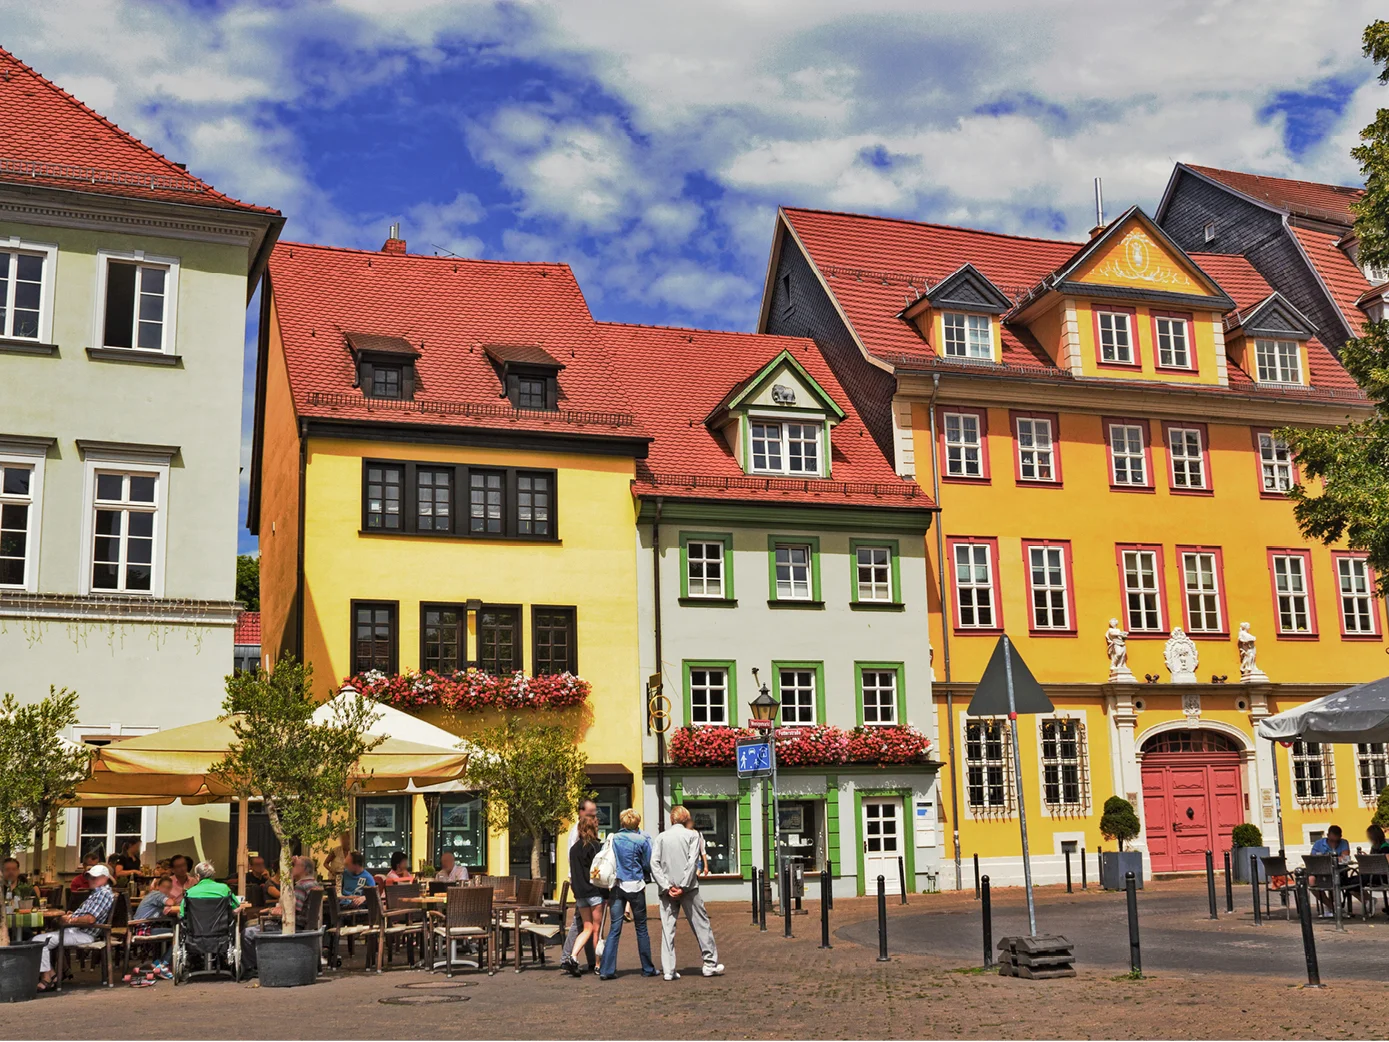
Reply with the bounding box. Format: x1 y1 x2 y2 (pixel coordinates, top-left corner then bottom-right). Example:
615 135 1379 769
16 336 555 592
1141 748 1244 873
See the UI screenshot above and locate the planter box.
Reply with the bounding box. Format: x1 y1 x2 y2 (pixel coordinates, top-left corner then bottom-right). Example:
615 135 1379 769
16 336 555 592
254 930 322 988
1232 846 1270 883
0 942 43 1003
1100 850 1144 891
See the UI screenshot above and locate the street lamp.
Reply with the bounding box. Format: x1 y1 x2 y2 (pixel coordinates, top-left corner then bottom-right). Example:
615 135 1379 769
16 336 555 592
749 670 780 723
750 669 781 922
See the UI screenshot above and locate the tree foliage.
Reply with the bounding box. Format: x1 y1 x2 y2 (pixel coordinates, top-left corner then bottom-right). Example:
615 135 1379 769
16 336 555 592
464 719 590 880
1284 21 1389 589
236 554 260 612
1373 785 1389 831
1231 823 1264 849
211 656 382 931
1099 795 1141 851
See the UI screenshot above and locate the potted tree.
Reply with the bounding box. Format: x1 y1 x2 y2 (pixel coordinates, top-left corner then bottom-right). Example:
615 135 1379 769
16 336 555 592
0 688 91 1002
1230 823 1269 883
1099 795 1144 890
212 657 381 987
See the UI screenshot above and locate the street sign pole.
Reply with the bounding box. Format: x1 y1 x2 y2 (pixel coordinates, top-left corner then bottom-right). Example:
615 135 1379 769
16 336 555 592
769 736 781 903
1003 635 1038 937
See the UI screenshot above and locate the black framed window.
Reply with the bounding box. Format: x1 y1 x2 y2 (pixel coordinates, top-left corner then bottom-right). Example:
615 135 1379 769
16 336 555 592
416 468 452 532
479 606 520 673
516 377 546 409
533 607 576 675
517 473 551 537
469 470 505 535
421 604 465 673
365 465 403 530
352 601 398 674
363 460 556 540
371 366 402 399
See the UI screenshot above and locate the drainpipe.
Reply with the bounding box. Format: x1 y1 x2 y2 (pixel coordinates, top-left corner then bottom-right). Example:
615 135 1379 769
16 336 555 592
294 419 308 661
652 497 667 832
928 373 962 890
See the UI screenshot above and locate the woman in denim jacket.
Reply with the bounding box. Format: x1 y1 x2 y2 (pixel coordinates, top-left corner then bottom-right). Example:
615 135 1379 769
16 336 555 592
599 808 658 979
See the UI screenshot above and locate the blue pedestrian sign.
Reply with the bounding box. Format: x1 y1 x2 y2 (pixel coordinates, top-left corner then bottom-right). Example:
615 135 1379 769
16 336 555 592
736 738 773 778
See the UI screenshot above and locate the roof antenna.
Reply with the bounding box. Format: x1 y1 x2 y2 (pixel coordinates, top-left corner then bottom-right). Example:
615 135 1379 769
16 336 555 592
1090 177 1106 238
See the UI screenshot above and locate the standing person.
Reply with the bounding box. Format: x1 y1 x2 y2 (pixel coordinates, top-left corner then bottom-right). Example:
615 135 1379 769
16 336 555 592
651 805 723 981
33 864 116 991
560 797 598 968
599 809 657 980
563 814 608 977
111 839 142 882
434 851 469 884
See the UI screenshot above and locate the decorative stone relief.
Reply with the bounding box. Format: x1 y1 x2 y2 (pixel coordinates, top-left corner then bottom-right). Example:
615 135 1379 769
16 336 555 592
1164 627 1199 683
1238 622 1268 683
1182 692 1201 723
771 383 797 405
1106 618 1136 683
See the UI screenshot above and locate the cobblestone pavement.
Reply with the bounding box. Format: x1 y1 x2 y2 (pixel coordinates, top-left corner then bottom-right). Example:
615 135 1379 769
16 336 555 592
4 880 1385 1040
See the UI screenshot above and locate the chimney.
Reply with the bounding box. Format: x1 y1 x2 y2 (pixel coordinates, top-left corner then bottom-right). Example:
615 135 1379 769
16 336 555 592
1088 178 1106 239
382 222 406 254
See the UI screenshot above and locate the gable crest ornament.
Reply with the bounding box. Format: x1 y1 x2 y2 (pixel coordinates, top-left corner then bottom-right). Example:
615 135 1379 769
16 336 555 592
1164 627 1199 684
1092 230 1190 288
770 383 797 406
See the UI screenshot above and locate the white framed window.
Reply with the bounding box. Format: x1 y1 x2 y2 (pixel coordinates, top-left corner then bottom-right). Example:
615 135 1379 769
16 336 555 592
964 719 1011 813
860 668 899 725
0 442 46 593
686 540 725 599
773 543 812 600
1257 432 1294 493
778 668 816 726
855 544 892 602
1181 551 1223 632
1336 556 1377 634
1271 553 1313 634
749 420 821 476
1109 423 1147 486
942 312 993 359
1027 544 1070 630
1254 339 1302 383
0 241 57 342
1154 316 1190 368
1121 548 1163 631
1168 427 1205 489
1291 740 1335 805
1040 718 1086 811
1097 310 1134 364
1015 417 1055 481
943 411 983 478
1357 743 1389 804
952 542 996 629
688 667 728 726
1203 220 1216 243
78 446 172 597
94 249 180 354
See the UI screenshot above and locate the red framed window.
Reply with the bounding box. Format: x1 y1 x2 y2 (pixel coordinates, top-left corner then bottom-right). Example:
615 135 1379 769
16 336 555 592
1022 539 1076 634
1331 552 1382 639
1267 549 1318 638
1176 545 1228 636
1104 418 1154 491
1011 411 1061 485
939 408 990 482
947 537 1002 633
1162 421 1212 493
1152 311 1195 371
1116 543 1166 634
1094 307 1138 367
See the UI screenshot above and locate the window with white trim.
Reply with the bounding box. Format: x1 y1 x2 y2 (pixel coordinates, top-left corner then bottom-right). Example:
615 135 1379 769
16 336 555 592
1121 548 1163 631
778 668 816 726
1254 339 1302 383
1258 432 1293 493
1097 311 1133 364
1356 743 1389 803
101 258 172 351
1168 427 1205 489
965 719 1011 812
91 471 157 593
942 312 993 359
953 542 996 628
689 667 728 726
1040 718 1086 811
0 249 46 340
1027 545 1069 630
1271 553 1312 634
1015 417 1055 481
0 462 34 588
1337 556 1376 634
1109 423 1147 485
750 421 821 476
1181 551 1222 633
78 806 143 861
686 541 725 598
943 412 983 478
773 543 812 600
1291 740 1335 804
1155 316 1190 368
855 545 892 602
860 668 898 725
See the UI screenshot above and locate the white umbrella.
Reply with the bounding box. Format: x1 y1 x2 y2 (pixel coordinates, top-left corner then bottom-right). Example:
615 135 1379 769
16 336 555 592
1256 677 1389 743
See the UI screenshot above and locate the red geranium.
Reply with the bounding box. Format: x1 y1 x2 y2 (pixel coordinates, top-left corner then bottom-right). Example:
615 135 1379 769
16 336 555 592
343 668 591 713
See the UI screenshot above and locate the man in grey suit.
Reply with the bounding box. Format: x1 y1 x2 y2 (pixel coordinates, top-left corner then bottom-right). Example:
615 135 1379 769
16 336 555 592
651 805 724 981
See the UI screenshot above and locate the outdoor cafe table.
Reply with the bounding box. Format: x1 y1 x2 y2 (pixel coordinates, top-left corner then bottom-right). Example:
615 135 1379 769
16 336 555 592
400 895 552 972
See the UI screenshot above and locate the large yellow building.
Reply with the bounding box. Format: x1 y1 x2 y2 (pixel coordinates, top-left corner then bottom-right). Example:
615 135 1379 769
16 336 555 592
760 204 1383 884
249 232 648 879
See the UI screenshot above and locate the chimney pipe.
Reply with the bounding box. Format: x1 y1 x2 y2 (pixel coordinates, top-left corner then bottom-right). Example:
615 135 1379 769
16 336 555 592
1093 178 1104 229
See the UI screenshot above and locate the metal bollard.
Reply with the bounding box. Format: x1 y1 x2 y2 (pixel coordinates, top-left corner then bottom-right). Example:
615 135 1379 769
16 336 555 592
1223 850 1233 913
1205 850 1218 920
1081 846 1087 890
981 874 993 969
973 853 980 899
1330 858 1345 932
1097 846 1103 889
1251 863 1262 926
782 861 793 939
751 866 760 925
1294 869 1322 987
876 875 889 962
1126 871 1141 976
826 859 833 911
759 869 769 932
817 869 832 949
1065 848 1073 894
898 855 908 905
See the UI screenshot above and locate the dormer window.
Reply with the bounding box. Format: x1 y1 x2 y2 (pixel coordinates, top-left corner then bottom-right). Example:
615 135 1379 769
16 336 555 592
371 366 403 399
346 331 420 401
1096 310 1134 365
485 344 565 412
1255 339 1302 384
943 312 993 359
751 421 820 475
516 376 547 409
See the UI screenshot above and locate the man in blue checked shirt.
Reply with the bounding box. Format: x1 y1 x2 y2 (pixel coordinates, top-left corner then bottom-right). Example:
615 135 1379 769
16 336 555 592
34 863 116 991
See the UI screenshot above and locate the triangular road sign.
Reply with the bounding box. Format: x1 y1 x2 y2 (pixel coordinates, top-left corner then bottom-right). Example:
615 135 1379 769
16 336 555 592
968 635 1053 716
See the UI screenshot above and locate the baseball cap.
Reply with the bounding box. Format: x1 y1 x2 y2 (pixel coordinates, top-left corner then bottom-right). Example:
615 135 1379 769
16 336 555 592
87 864 111 879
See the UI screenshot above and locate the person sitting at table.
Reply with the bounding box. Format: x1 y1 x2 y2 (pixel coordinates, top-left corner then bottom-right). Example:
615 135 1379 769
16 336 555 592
134 876 174 923
245 855 281 903
180 861 242 916
1310 825 1352 916
241 856 321 976
340 851 375 908
2 857 21 904
1366 824 1389 854
33 863 116 992
433 851 468 885
69 850 102 892
111 839 142 882
164 855 196 912
153 859 172 880
383 851 414 885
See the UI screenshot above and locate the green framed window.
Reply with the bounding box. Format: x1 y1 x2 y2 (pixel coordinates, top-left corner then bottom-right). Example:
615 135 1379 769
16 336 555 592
772 661 826 726
855 661 906 726
849 538 902 606
683 660 736 727
767 534 822 606
679 531 735 602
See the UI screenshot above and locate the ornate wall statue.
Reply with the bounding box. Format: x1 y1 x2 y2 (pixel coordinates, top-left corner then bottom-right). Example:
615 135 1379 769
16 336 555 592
1238 622 1268 682
1106 618 1136 683
1164 627 1199 683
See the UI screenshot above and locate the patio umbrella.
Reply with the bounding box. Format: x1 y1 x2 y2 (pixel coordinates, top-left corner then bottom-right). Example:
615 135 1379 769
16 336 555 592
1256 676 1389 743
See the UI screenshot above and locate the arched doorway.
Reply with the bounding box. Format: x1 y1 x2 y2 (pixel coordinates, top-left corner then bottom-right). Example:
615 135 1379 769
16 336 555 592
1140 729 1245 873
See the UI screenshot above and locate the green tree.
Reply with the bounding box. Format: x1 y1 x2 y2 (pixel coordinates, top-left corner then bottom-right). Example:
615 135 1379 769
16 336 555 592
465 720 590 880
1283 21 1389 585
1373 785 1389 831
211 656 382 931
1100 795 1141 851
236 554 260 612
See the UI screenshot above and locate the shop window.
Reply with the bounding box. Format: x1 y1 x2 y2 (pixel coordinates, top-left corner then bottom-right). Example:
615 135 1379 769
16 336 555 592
685 801 734 875
357 795 412 873
777 800 822 872
435 794 486 870
590 785 631 839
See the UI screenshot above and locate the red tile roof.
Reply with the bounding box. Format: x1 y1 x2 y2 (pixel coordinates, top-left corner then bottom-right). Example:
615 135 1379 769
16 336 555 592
234 611 261 646
1186 165 1362 227
269 242 647 444
600 321 930 511
1289 225 1371 339
0 46 277 215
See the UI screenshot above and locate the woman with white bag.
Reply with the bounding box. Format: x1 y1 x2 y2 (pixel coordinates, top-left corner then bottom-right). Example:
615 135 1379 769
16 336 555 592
563 816 609 976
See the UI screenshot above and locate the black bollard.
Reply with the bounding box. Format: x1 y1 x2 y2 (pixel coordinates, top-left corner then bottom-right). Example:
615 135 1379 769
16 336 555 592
1205 850 1218 920
1081 846 1087 890
1223 850 1233 913
751 866 760 925
1065 848 1073 894
826 859 833 911
1097 846 1103 889
981 874 993 969
898 855 908 905
973 853 980 899
782 862 793 939
759 868 769 932
876 875 889 962
1126 871 1141 976
817 869 832 949
1294 869 1322 987
1251 862 1262 926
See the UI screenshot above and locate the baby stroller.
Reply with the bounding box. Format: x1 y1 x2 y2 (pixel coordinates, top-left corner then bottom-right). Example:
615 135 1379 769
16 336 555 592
172 896 242 983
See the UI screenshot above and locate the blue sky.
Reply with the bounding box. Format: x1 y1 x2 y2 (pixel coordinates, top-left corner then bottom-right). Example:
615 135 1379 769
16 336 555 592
1 0 1383 553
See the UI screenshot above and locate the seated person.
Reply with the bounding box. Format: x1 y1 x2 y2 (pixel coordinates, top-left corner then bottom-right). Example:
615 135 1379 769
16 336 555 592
180 860 242 916
339 851 375 908
1367 824 1389 854
434 851 469 885
1310 825 1352 916
383 850 415 885
33 864 115 991
2 856 21 905
111 839 143 882
245 855 281 903
165 854 196 911
134 876 174 924
153 858 173 879
68 850 102 892
242 856 322 975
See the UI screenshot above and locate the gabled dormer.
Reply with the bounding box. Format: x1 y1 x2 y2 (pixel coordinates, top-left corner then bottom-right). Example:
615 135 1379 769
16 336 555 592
484 343 565 411
706 348 847 479
346 331 420 400
1223 292 1316 386
901 263 1011 363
